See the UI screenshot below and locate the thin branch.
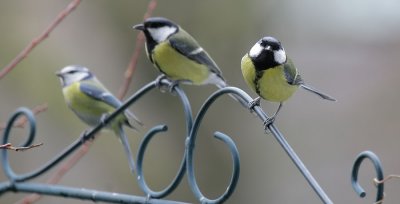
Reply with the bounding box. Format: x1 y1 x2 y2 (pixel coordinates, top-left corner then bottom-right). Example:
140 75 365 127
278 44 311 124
0 0 81 79
0 104 46 153
0 103 48 131
117 0 158 99
0 143 43 151
374 174 400 185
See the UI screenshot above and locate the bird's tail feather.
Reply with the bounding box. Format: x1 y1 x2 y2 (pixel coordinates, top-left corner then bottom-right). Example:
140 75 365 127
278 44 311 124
125 110 144 129
116 126 136 175
300 84 337 101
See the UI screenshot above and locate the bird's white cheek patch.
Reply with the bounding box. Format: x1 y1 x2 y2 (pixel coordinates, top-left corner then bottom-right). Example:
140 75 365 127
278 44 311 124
274 50 286 64
63 72 90 86
249 43 263 58
148 26 177 42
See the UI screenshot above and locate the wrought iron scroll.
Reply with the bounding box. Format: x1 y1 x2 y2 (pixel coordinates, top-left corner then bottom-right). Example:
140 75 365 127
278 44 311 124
0 78 336 204
186 87 333 204
186 88 241 204
351 151 385 203
0 79 190 204
136 79 193 199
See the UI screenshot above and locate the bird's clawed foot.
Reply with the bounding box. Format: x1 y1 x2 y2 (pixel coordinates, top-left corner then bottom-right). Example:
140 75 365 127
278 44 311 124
263 102 282 133
155 74 169 92
166 79 191 93
248 97 261 111
100 113 110 126
80 129 95 142
167 80 180 94
155 75 182 94
263 116 275 133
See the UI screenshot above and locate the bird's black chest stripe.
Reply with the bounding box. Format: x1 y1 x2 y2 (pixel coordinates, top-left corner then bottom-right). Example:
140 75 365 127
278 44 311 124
153 60 167 75
144 36 165 74
144 33 157 63
148 49 154 63
254 70 264 95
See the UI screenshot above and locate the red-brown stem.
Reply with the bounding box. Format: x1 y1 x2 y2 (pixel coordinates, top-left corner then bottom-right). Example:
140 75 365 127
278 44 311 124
0 0 81 80
117 0 158 99
0 103 48 131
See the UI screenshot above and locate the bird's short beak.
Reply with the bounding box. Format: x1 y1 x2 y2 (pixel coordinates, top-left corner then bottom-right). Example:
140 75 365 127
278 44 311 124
55 71 62 77
132 23 144 31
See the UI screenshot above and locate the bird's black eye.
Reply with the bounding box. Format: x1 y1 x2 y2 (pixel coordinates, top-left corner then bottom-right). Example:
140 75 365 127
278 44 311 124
150 22 163 28
260 40 267 47
260 36 283 51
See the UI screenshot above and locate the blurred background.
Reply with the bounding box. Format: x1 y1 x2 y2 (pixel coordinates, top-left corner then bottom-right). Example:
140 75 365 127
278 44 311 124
1 0 400 203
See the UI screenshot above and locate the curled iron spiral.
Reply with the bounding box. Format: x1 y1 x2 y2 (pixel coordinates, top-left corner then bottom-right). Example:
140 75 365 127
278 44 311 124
351 151 384 203
0 79 191 204
0 78 335 204
136 79 193 199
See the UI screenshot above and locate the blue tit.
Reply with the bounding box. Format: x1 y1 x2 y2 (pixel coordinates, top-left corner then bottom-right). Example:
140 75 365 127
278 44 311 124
56 65 142 174
241 36 336 124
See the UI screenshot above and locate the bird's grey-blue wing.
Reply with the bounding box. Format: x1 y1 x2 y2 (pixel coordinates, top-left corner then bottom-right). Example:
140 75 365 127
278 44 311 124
80 82 143 127
79 82 121 108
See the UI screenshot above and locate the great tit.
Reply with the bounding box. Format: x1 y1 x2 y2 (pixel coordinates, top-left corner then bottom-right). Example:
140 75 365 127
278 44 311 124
133 17 248 106
241 36 336 124
56 65 142 174
133 17 226 87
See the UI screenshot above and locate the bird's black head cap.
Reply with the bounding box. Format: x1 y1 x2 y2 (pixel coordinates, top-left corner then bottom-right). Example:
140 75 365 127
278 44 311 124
249 36 287 70
133 17 179 48
143 17 177 29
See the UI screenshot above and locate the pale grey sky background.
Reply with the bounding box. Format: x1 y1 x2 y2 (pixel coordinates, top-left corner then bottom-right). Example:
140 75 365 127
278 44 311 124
1 1 400 203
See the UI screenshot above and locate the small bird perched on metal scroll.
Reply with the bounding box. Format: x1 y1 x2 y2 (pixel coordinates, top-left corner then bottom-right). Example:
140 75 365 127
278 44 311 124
133 17 247 106
56 65 142 174
241 36 336 125
133 17 225 87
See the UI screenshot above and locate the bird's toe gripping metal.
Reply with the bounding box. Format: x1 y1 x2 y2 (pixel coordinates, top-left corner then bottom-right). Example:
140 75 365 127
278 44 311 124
100 113 110 126
248 97 261 110
155 74 170 92
80 129 94 142
154 75 184 95
263 117 275 133
167 80 180 94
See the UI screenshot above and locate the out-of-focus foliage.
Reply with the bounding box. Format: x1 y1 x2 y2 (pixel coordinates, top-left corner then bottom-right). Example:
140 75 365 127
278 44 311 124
1 0 400 203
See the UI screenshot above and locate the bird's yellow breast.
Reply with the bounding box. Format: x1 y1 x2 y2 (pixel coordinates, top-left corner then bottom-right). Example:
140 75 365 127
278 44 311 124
63 82 115 118
152 42 210 85
241 55 298 102
62 82 128 131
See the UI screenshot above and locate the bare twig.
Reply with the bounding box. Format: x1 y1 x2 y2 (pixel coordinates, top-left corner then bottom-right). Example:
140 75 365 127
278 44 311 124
117 0 158 99
0 103 46 153
374 174 400 185
0 0 81 79
0 143 43 151
372 175 400 204
0 103 48 131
